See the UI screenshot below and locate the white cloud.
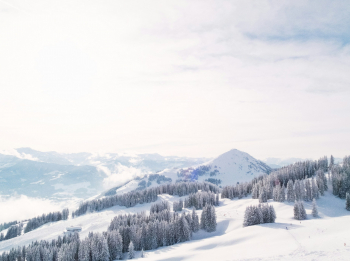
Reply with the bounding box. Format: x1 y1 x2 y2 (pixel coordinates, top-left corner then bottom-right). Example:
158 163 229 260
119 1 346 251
102 164 145 189
0 0 349 159
0 195 74 223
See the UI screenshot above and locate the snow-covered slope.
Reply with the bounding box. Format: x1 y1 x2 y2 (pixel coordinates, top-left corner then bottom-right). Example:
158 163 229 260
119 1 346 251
106 149 271 196
197 149 272 185
1 190 350 260
166 149 271 186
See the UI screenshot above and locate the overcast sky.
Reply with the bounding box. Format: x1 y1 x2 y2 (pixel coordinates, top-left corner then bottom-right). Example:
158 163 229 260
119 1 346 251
0 0 349 159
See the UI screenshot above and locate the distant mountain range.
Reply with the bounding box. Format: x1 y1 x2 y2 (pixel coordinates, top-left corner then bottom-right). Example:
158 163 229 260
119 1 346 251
106 149 272 196
0 148 209 200
5 147 329 200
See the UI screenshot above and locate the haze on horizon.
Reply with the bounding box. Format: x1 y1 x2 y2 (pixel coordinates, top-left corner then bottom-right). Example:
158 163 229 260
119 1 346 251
1 0 349 160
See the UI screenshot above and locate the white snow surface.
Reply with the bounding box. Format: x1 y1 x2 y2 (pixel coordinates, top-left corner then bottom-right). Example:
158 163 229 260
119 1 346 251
198 148 271 184
1 190 350 260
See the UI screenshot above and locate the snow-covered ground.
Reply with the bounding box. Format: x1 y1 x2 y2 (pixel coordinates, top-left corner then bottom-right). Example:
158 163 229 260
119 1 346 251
1 190 349 260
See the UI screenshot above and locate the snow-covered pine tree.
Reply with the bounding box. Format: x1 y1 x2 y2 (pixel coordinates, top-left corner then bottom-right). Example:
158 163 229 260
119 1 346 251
191 208 199 232
294 201 307 220
91 233 110 261
294 180 301 201
317 176 325 196
346 193 350 211
273 186 278 201
300 181 306 201
299 201 307 220
178 213 191 241
269 205 276 223
208 205 217 232
252 184 259 199
279 185 285 202
200 205 207 230
260 204 270 223
312 198 318 217
330 155 335 170
311 178 319 199
259 187 267 203
128 241 135 259
286 180 295 202
294 201 299 220
305 180 312 201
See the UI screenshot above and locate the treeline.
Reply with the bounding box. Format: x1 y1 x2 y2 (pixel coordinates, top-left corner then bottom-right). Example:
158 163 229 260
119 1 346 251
221 182 251 200
0 221 18 232
72 181 220 218
332 156 350 199
222 157 329 203
0 201 217 261
0 209 69 242
261 170 327 203
243 204 276 227
173 191 219 211
0 223 23 242
24 209 69 234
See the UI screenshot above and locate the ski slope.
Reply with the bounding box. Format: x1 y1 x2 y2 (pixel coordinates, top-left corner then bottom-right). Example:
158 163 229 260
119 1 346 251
1 189 350 260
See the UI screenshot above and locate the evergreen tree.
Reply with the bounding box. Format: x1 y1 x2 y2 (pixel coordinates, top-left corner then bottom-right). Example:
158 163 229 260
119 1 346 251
346 193 350 211
208 205 217 232
286 180 295 202
305 180 312 201
294 201 307 220
294 180 301 201
311 178 319 199
312 198 318 217
128 242 135 259
279 185 285 202
258 187 267 203
215 193 219 206
330 155 335 169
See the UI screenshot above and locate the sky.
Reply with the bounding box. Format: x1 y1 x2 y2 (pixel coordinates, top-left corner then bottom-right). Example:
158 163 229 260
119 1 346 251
0 0 349 160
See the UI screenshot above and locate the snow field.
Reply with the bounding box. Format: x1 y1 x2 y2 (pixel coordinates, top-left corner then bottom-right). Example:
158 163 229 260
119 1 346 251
1 191 350 260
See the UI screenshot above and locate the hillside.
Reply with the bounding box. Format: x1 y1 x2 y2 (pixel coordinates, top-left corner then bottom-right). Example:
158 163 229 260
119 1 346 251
1 190 349 260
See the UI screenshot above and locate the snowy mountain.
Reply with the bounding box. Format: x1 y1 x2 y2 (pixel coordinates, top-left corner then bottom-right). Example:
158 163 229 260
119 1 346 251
108 149 272 196
0 148 209 200
194 149 272 185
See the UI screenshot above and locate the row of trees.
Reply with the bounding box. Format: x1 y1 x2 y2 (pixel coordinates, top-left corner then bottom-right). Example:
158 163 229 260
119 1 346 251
243 204 276 227
0 200 217 261
0 209 69 242
0 223 23 242
271 174 326 204
73 181 220 218
107 207 201 252
220 182 251 200
222 157 329 204
173 191 220 211
24 209 69 234
0 221 18 232
332 156 350 199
